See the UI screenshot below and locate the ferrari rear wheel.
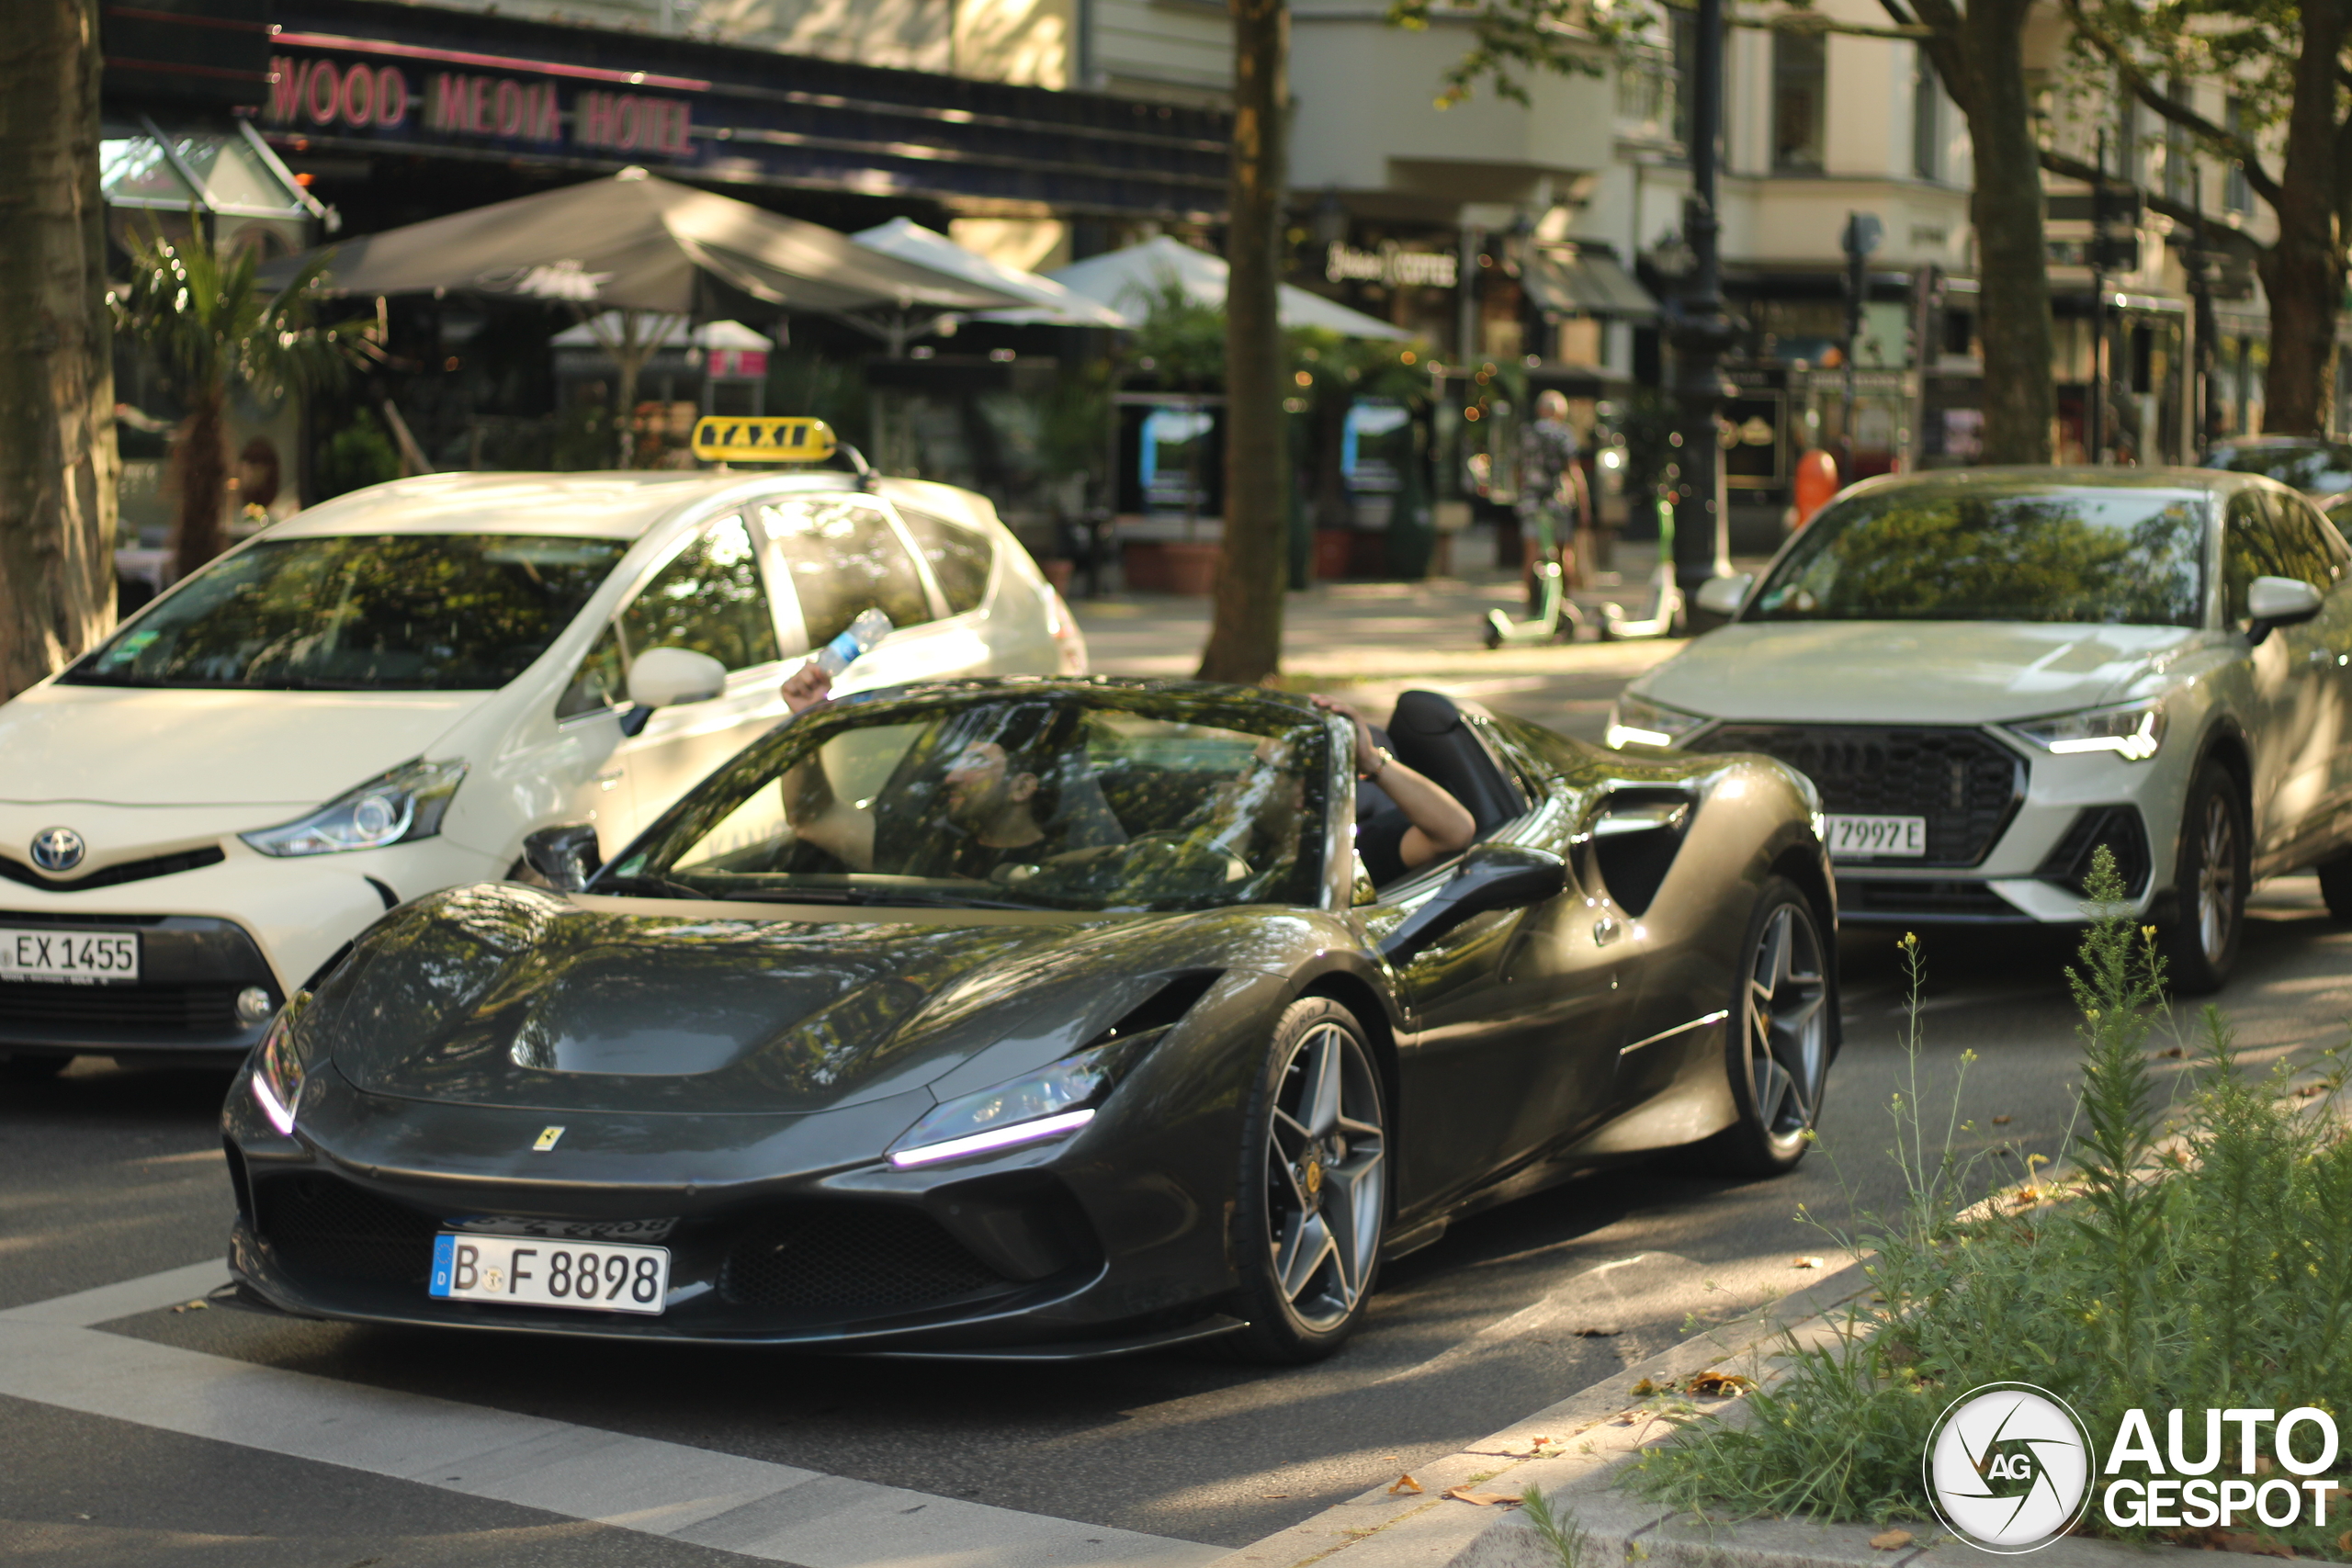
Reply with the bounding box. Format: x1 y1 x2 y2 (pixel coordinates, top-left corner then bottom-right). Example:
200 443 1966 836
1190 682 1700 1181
1220 998 1388 1364
1705 878 1831 1178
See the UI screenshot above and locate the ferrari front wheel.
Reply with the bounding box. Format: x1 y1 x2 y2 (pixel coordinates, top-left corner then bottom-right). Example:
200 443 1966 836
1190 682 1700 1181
1705 877 1831 1178
1221 998 1388 1364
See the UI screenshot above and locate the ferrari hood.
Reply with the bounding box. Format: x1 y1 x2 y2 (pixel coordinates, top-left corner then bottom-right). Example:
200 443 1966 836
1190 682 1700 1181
320 885 1216 1117
1637 620 2199 727
0 683 487 807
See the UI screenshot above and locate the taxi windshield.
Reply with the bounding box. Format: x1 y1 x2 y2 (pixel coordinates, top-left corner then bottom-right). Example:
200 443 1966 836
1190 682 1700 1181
601 692 1332 912
64 535 628 691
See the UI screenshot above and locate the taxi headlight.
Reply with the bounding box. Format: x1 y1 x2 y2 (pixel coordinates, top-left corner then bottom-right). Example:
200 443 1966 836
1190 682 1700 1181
2006 700 2165 762
242 758 468 857
1605 694 1713 750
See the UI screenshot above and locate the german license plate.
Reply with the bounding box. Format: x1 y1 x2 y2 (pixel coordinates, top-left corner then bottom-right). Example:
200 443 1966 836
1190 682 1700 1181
429 1233 668 1314
1824 815 1928 859
0 928 140 986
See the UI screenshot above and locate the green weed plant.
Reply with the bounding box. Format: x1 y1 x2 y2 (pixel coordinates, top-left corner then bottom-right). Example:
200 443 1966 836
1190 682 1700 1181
1630 848 2352 1555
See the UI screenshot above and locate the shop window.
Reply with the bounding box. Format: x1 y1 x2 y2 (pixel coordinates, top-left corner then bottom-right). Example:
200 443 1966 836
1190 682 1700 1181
2225 98 2251 213
1772 33 1826 173
2165 79 2194 205
621 515 781 673
763 497 934 646
896 507 995 616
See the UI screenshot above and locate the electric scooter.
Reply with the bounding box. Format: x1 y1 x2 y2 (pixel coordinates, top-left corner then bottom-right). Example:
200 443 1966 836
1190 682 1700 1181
1599 492 1685 640
1480 506 1586 649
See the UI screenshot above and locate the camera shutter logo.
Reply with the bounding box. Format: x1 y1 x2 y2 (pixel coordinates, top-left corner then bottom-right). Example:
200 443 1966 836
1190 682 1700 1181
1926 1383 2095 1552
30 828 85 874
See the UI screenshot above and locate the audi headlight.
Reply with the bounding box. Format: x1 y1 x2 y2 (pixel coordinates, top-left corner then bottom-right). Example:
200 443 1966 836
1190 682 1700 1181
2006 700 2165 762
242 758 469 857
1606 694 1713 750
888 1029 1165 1169
249 991 312 1136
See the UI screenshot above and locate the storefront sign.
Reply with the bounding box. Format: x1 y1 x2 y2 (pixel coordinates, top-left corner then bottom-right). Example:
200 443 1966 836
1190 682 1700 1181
263 53 692 157
1325 242 1457 290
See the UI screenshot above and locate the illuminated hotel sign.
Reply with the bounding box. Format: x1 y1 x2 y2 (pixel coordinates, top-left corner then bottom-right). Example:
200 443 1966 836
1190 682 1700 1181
262 39 696 157
1325 242 1458 289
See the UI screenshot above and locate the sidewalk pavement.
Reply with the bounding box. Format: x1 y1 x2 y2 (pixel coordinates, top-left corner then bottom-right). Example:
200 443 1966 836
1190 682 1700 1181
1070 556 1692 743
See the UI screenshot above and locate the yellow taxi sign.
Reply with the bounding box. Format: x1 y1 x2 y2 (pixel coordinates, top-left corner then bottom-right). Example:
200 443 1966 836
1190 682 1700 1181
690 415 838 464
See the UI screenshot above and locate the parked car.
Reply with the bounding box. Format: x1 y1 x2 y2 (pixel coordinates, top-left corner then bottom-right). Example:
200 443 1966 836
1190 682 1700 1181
0 469 1084 1074
2201 434 2352 499
1609 467 2352 991
219 679 1834 1362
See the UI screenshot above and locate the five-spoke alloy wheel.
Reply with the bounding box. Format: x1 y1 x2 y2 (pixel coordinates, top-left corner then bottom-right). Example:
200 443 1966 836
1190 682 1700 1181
1709 876 1833 1176
1224 998 1387 1362
2159 760 2248 995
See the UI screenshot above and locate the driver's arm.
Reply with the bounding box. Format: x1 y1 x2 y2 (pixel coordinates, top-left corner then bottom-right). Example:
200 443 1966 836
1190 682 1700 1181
1311 695 1476 872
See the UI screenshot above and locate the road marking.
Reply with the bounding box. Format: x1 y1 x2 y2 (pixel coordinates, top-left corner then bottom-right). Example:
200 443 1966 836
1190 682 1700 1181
0 1261 1220 1568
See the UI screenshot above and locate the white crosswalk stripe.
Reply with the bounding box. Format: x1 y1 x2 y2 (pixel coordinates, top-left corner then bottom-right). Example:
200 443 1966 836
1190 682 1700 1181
0 1261 1220 1568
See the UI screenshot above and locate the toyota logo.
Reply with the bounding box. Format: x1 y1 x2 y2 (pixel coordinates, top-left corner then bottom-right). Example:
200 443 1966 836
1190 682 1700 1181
29 828 86 874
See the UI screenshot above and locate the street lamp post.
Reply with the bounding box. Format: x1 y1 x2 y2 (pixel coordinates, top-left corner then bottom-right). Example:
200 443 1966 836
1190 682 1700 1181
1668 0 1736 602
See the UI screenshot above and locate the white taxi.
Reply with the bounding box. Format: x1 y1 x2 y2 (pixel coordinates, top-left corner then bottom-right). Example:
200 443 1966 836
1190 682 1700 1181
0 437 1084 1072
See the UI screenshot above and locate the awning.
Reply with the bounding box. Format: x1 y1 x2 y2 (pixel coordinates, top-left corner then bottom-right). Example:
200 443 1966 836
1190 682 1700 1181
1522 246 1658 320
1034 236 1412 340
101 118 325 224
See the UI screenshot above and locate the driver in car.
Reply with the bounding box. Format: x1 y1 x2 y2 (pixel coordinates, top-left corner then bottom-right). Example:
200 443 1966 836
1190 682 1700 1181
777 665 1084 880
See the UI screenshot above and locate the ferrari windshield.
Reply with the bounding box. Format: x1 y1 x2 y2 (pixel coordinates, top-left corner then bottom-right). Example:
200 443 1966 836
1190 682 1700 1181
64 534 628 691
1747 484 2207 627
602 691 1332 912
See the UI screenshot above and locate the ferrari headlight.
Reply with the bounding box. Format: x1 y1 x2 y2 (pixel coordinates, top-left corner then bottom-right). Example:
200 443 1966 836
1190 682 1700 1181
888 1030 1164 1169
2006 700 2165 762
242 758 469 857
1606 694 1713 750
249 991 312 1136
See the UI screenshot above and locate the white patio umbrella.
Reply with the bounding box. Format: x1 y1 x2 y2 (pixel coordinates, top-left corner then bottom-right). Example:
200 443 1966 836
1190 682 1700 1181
1027 235 1414 340
850 218 1131 330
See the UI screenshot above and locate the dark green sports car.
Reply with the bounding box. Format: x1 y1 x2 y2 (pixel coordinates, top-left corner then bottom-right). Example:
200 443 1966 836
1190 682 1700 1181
222 677 1836 1362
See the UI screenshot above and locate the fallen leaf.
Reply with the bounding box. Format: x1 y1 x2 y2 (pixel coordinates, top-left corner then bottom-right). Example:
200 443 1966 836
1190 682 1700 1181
170 1299 209 1313
1492 1435 1553 1456
2337 1529 2350 1554
1387 1474 1423 1495
2161 1045 2185 1058
1991 1115 2012 1125
1573 1325 1622 1337
1629 1377 1659 1396
1871 1529 1914 1551
1686 1371 1756 1397
1444 1485 1521 1506
1793 1256 1824 1269
1261 1493 1288 1499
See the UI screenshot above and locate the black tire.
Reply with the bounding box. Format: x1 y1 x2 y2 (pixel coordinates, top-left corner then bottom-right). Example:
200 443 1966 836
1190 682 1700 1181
1 1052 72 1081
2318 852 2352 922
1703 877 1833 1178
2159 761 2249 996
1217 998 1388 1364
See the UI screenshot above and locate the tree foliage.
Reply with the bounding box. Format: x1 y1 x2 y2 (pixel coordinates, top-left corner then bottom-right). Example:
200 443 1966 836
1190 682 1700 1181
111 220 368 577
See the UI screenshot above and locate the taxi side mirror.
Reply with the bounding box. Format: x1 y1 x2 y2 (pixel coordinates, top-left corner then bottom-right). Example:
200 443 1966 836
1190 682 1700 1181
621 648 728 736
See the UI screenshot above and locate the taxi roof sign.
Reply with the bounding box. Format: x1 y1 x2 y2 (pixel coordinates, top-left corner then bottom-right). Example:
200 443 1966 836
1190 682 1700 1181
691 415 838 464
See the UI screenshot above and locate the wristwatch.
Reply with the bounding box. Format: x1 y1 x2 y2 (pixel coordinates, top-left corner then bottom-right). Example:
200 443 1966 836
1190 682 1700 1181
1366 747 1395 780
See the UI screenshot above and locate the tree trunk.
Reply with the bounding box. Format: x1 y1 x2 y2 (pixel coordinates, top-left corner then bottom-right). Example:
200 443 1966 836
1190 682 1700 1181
1958 0 2054 465
172 386 230 581
2256 0 2346 435
1198 0 1288 684
0 0 118 701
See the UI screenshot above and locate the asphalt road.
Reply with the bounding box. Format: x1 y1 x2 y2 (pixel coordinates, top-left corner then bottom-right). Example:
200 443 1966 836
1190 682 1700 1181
7 615 2351 1565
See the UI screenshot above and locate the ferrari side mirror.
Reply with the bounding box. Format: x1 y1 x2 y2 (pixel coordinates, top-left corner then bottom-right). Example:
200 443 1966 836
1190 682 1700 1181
523 823 602 892
621 647 728 736
1378 843 1566 966
2245 574 2324 647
